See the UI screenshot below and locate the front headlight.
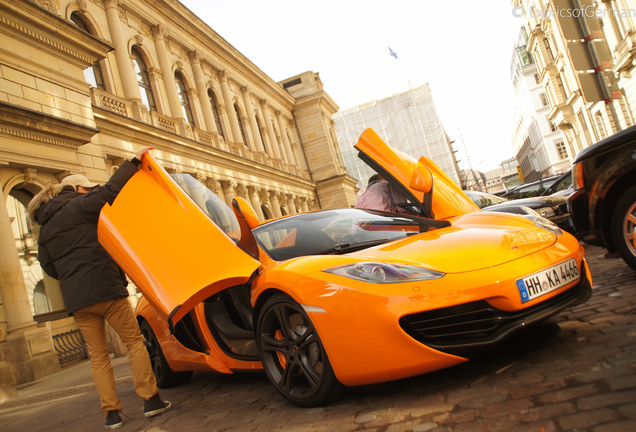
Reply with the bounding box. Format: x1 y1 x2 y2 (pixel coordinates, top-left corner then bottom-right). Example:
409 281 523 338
536 207 556 218
323 262 445 284
572 163 584 191
525 213 563 236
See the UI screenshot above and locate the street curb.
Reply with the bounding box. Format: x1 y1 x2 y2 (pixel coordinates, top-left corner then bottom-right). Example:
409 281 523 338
0 376 132 410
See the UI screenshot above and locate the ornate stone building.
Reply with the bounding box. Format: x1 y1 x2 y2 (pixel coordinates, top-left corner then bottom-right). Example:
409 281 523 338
0 0 357 388
512 0 636 161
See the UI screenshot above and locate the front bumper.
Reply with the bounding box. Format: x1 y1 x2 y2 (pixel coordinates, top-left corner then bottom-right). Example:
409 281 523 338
399 258 592 358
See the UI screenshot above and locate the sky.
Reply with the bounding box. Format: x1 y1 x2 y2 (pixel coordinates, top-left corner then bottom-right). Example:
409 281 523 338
180 1 523 172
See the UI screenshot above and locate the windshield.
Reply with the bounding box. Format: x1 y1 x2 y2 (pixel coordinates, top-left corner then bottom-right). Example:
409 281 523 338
464 190 508 208
253 208 446 261
170 173 241 242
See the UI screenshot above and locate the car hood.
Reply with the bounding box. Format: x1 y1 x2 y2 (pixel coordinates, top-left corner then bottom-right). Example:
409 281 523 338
355 128 480 220
348 212 557 273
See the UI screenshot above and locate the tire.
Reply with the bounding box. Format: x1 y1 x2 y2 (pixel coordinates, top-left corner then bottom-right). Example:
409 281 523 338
140 320 193 388
611 184 636 271
256 294 346 407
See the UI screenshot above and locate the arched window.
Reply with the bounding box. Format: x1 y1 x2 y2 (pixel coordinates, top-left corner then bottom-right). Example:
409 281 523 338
234 103 248 145
132 47 156 111
256 116 267 154
70 12 105 90
208 90 225 138
33 281 51 315
175 72 194 124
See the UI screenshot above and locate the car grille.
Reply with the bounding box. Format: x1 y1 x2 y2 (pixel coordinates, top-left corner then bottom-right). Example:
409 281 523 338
398 261 591 358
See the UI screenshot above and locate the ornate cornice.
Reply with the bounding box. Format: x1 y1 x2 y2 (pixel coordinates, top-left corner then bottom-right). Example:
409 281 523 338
0 1 113 68
0 101 99 150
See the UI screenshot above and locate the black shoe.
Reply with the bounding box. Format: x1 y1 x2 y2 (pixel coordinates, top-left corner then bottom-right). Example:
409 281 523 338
144 394 171 418
105 410 122 429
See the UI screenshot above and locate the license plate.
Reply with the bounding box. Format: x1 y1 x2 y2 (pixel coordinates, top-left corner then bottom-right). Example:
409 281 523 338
516 258 579 303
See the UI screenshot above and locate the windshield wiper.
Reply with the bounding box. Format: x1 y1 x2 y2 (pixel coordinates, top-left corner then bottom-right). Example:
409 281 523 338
333 239 391 253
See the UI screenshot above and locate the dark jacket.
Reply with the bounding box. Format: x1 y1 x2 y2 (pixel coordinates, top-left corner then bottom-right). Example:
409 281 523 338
30 160 140 313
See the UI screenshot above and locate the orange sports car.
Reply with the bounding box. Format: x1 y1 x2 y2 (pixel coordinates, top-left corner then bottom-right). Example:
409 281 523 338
97 128 592 407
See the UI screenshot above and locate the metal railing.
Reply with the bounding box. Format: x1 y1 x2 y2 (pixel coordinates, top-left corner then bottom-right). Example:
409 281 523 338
52 329 88 365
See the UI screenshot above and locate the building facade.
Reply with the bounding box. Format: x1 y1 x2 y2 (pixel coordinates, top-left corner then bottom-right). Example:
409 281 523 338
0 0 357 388
512 0 636 162
510 27 571 182
333 84 461 194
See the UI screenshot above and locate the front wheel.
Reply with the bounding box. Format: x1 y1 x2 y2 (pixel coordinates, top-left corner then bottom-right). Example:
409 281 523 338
140 320 192 388
256 294 346 407
611 184 636 271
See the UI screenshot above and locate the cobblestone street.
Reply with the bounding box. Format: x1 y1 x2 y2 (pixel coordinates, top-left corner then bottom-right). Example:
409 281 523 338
1 244 635 432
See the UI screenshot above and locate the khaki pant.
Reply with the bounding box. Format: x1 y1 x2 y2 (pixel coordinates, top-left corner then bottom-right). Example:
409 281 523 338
74 297 158 413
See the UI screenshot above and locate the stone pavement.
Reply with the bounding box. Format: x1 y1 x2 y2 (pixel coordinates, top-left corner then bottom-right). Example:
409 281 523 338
0 245 634 432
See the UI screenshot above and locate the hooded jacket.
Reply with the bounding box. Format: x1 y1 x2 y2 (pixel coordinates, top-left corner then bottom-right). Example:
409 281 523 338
28 160 140 313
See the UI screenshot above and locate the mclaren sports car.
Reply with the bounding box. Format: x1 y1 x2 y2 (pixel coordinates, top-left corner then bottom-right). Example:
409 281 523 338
97 128 592 407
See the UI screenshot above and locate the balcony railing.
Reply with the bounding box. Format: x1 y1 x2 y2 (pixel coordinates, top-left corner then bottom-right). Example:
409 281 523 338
91 88 311 180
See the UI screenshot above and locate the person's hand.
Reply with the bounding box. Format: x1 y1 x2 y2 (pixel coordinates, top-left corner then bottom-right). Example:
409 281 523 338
135 146 155 160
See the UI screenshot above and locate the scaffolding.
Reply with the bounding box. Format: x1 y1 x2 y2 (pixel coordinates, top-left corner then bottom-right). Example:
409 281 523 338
334 84 461 193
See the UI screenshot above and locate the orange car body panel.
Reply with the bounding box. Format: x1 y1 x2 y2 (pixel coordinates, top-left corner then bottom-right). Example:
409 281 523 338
355 128 480 219
98 153 261 328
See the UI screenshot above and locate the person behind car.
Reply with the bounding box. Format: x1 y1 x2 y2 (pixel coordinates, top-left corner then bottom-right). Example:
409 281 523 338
27 147 170 430
355 174 408 213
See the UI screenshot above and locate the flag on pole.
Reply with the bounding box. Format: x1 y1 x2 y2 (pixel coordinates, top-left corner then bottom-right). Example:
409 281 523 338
388 46 398 59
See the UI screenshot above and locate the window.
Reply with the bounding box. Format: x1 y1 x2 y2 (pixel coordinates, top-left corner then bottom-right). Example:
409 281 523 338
540 93 549 107
132 47 156 111
555 141 568 160
70 12 105 90
234 103 248 145
543 38 554 61
175 73 194 124
548 117 558 132
208 90 225 138
534 73 541 84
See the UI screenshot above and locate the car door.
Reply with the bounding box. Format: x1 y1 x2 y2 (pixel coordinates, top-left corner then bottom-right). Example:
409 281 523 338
98 152 261 333
355 128 479 220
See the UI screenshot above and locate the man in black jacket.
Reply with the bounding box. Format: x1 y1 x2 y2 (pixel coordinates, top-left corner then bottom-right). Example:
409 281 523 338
28 147 169 429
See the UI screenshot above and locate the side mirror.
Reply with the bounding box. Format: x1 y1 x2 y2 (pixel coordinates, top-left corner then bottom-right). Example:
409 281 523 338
410 163 433 193
231 197 260 259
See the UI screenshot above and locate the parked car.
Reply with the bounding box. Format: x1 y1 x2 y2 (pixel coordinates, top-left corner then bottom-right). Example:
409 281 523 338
542 170 573 197
567 126 636 271
463 190 573 233
97 128 592 407
502 175 561 199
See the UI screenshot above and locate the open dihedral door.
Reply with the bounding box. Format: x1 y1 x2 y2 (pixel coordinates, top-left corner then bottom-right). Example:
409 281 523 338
98 152 260 333
355 128 480 220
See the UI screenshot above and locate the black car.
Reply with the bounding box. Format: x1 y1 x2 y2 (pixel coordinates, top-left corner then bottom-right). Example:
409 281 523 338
542 169 573 197
463 190 572 233
501 175 561 199
567 126 636 271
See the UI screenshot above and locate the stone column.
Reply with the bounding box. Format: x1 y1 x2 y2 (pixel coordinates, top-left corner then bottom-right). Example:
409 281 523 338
241 86 265 152
261 100 281 160
0 196 33 333
300 197 310 212
269 190 282 218
221 180 236 207
103 0 145 119
218 71 242 143
277 111 296 165
152 25 182 120
190 51 217 133
247 186 265 221
0 190 59 387
286 194 297 214
290 119 308 170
